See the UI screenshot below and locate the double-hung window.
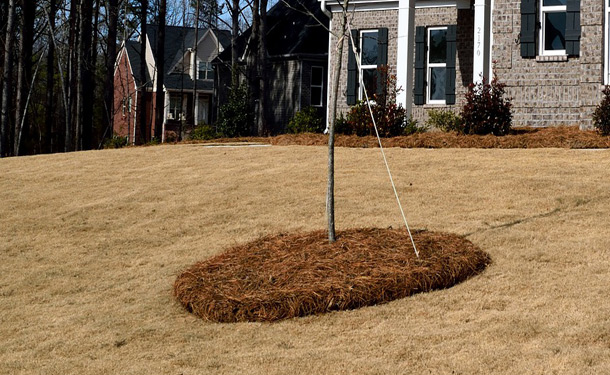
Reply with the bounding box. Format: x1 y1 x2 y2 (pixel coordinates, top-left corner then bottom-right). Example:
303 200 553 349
310 66 324 107
540 0 566 55
427 27 448 104
520 0 580 58
169 96 183 120
198 61 214 80
359 30 379 100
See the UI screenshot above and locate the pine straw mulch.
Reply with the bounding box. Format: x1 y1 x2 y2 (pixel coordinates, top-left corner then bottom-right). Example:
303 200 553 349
195 126 610 149
174 228 491 323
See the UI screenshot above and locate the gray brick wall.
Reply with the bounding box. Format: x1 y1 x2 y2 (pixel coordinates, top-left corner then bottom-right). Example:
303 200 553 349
329 2 606 129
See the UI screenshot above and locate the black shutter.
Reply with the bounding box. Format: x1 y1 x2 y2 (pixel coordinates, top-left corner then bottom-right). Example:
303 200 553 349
347 29 359 105
377 28 388 96
520 0 537 57
414 26 426 106
445 25 457 105
565 0 580 56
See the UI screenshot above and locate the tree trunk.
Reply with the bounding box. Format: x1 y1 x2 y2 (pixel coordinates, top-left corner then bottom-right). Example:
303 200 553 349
230 0 239 86
191 0 199 132
327 2 349 243
102 0 119 147
14 0 35 156
65 0 79 152
0 0 16 157
76 0 93 151
139 0 148 144
154 0 166 140
249 0 260 135
45 0 57 153
257 0 268 136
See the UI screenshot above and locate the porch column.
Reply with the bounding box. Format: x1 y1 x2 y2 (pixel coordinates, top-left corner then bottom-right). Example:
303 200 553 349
396 0 416 117
473 0 492 83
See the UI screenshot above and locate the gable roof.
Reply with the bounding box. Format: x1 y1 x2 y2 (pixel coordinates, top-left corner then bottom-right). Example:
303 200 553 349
217 0 328 64
124 39 151 87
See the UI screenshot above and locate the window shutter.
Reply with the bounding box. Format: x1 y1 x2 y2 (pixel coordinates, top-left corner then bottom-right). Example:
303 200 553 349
414 26 426 105
520 0 537 57
377 28 388 96
445 25 457 105
347 29 359 105
565 0 580 56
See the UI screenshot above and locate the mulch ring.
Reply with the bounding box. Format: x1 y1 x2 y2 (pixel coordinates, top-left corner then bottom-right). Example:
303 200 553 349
174 228 491 323
195 126 610 149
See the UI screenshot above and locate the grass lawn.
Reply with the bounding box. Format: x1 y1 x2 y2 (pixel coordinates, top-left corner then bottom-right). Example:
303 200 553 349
1 143 609 374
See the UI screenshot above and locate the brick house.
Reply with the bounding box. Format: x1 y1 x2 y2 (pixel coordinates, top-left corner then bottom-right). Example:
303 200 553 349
323 0 604 128
113 26 230 143
215 0 329 133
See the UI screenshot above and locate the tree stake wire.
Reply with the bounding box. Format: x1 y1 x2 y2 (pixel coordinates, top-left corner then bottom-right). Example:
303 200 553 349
346 23 419 258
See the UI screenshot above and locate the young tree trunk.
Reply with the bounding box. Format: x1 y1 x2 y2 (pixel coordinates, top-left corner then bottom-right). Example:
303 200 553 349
154 0 166 140
327 1 349 243
102 0 119 146
257 0 268 136
0 0 16 157
44 0 57 153
138 0 148 144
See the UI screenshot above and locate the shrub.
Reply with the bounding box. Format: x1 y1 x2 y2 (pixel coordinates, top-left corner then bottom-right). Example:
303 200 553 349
217 84 254 137
333 113 350 135
287 106 324 133
337 66 413 137
403 117 428 135
460 73 512 136
190 124 218 140
104 135 128 149
165 131 178 143
592 86 610 136
427 108 463 133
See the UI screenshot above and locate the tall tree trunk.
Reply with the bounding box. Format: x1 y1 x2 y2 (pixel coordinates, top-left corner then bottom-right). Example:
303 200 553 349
249 0 260 135
154 0 166 140
327 2 349 243
14 0 35 156
0 0 16 157
191 0 199 132
65 0 79 152
138 0 148 144
76 0 93 151
230 0 239 86
86 0 100 149
102 0 119 146
257 0 268 136
45 0 57 153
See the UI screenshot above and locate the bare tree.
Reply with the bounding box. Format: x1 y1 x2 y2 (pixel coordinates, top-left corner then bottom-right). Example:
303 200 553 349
0 0 16 157
139 0 148 144
14 0 35 156
154 0 166 140
102 0 119 146
44 0 57 153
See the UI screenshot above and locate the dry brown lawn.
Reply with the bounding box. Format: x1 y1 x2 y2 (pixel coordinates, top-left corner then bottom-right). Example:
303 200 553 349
1 143 610 374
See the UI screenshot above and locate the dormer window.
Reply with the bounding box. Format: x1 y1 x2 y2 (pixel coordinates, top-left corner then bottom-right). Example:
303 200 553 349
198 62 214 80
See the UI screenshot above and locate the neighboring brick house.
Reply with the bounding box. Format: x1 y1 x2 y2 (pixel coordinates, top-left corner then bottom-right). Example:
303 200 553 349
215 0 329 133
113 26 230 143
324 0 603 128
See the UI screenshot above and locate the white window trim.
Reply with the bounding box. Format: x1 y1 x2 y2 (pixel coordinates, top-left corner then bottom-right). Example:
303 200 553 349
606 0 610 84
539 1 567 56
358 29 378 101
427 26 447 105
311 66 324 107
